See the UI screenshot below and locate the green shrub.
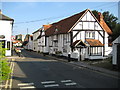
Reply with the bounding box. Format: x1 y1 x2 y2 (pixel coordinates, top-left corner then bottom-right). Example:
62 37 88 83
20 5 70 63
0 42 11 82
55 51 62 55
0 59 11 81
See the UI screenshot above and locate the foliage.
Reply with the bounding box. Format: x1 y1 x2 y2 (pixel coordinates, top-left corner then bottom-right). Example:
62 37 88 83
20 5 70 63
55 51 62 55
112 23 120 41
17 39 22 41
102 11 118 31
92 10 119 42
0 43 11 82
92 10 118 31
0 59 11 81
92 10 99 19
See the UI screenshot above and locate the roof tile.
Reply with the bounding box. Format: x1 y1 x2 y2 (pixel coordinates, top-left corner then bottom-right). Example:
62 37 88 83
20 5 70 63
86 39 103 47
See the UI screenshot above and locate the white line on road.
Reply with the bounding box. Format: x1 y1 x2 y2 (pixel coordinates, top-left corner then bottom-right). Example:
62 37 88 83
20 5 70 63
20 86 36 89
44 84 59 88
65 82 77 86
41 81 55 84
18 83 34 86
61 80 72 83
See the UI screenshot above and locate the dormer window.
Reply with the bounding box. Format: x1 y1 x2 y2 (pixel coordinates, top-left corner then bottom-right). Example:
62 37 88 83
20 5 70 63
55 28 58 32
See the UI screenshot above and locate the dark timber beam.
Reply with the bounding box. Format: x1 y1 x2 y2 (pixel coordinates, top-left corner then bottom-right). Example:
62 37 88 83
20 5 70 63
73 29 103 31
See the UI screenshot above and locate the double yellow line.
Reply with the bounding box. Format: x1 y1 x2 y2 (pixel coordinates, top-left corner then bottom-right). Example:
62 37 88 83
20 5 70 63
4 58 15 90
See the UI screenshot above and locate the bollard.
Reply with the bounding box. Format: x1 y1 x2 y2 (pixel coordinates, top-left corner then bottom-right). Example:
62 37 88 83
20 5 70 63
68 54 71 62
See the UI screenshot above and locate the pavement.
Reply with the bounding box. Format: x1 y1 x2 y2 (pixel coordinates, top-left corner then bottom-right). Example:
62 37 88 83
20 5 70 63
8 50 120 78
45 54 120 78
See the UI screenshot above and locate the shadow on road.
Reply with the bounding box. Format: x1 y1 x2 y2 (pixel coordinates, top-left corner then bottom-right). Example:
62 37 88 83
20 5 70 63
21 50 50 60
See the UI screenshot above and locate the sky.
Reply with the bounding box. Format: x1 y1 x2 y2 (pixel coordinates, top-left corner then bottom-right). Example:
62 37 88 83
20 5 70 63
0 0 119 36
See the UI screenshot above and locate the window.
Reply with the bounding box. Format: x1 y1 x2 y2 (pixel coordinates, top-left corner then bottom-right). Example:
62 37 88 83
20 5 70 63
0 40 5 48
63 45 67 53
86 31 95 39
7 41 10 50
90 47 102 55
63 34 67 45
54 42 58 47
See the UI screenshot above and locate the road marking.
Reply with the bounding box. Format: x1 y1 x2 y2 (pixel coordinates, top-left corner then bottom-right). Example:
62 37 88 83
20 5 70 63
44 84 59 87
20 86 35 89
61 80 72 83
9 61 15 90
5 60 14 89
18 83 34 86
65 82 77 86
41 81 55 84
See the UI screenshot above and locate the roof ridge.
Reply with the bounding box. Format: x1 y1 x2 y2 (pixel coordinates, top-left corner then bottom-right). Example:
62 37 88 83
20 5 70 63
52 9 88 25
0 13 14 21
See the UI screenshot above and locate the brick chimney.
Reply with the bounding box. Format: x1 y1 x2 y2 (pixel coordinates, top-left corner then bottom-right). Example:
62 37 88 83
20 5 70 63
98 12 104 22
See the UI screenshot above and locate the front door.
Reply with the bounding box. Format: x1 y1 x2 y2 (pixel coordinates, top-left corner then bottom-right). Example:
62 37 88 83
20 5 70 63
78 48 85 61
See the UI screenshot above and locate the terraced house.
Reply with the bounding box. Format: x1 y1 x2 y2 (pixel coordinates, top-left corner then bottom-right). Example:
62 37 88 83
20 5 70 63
37 9 112 60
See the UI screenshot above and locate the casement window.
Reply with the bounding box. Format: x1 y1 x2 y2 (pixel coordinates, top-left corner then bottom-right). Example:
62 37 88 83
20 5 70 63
7 41 10 50
63 34 67 45
90 47 102 55
49 37 53 46
54 42 58 47
86 31 95 39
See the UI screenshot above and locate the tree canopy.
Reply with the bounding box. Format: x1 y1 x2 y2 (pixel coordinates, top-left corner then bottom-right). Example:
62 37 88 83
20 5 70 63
92 10 119 41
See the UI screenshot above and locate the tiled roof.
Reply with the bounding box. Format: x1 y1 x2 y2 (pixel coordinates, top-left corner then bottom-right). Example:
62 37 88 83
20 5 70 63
0 13 14 21
45 9 87 36
86 39 103 47
45 9 112 36
99 20 112 35
97 12 112 35
72 40 86 47
37 24 52 39
13 40 22 44
32 28 41 34
43 24 52 31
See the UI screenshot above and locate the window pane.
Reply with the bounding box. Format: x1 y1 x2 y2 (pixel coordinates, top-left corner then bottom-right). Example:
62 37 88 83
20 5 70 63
7 41 10 50
0 40 5 48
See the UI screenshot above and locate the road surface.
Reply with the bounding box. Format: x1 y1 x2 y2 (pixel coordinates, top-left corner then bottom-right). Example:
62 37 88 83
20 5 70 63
12 50 119 89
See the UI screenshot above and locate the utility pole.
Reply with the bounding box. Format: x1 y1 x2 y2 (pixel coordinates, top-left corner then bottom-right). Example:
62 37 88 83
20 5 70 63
27 28 28 35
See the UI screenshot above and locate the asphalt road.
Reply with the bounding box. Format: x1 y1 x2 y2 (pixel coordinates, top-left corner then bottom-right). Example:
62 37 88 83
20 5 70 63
12 50 119 89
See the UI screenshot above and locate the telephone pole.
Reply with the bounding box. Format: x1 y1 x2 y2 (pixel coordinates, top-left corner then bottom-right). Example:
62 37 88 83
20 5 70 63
27 28 28 35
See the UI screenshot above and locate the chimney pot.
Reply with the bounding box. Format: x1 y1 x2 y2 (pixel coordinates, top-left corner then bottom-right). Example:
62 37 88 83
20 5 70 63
98 12 103 22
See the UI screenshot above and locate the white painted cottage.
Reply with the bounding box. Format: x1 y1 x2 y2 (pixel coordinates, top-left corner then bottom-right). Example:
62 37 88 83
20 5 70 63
0 10 14 56
112 35 120 68
38 9 112 60
37 25 52 53
32 29 40 52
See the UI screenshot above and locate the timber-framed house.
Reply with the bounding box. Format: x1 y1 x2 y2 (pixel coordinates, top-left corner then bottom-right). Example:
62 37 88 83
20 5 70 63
39 9 112 60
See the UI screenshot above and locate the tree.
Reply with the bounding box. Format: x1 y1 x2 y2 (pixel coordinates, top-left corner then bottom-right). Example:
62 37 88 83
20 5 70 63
92 10 118 31
92 10 99 19
112 23 120 41
102 11 118 31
